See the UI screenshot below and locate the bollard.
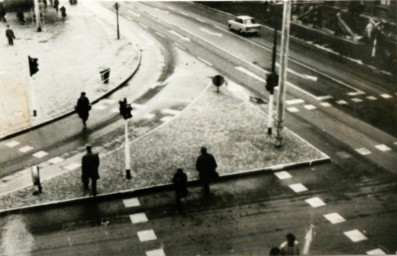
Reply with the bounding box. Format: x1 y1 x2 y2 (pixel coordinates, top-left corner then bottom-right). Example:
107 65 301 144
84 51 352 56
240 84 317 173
99 67 111 84
31 166 42 195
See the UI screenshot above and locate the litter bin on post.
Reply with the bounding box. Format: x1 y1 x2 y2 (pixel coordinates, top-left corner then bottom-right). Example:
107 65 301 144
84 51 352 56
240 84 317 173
99 67 111 84
31 165 42 195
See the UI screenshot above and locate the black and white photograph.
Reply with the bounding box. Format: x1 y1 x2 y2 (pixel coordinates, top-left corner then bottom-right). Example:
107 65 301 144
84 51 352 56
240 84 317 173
0 0 396 255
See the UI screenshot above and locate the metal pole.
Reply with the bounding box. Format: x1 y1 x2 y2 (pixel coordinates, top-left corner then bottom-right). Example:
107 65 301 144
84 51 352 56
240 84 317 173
125 119 131 179
28 56 37 117
268 24 278 135
116 3 120 40
275 0 291 148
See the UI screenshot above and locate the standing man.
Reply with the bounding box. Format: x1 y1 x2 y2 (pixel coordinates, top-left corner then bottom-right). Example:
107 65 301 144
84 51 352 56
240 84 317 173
75 92 91 129
172 168 188 209
5 25 15 46
54 0 59 12
279 233 300 255
195 146 217 196
81 145 100 196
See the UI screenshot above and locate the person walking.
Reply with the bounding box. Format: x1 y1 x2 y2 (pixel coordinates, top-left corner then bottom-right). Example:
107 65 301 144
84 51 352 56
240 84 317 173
279 233 300 255
81 145 100 196
172 168 188 209
75 92 91 129
54 0 59 12
195 146 218 196
0 6 6 22
5 25 15 46
60 6 66 19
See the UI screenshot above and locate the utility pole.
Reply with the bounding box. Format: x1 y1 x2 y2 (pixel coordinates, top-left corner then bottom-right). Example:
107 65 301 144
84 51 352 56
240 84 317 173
115 2 120 40
266 23 278 135
275 0 292 148
34 0 42 32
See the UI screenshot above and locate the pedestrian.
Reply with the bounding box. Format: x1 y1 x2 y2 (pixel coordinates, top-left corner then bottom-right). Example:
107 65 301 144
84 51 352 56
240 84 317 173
172 168 188 209
60 6 66 19
195 146 218 196
269 247 281 255
54 0 59 12
75 92 91 129
81 145 100 196
17 10 25 25
279 233 300 255
0 6 6 22
5 25 15 46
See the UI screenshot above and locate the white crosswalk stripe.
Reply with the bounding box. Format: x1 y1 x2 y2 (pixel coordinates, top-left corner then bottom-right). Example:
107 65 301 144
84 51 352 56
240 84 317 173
137 230 157 242
19 146 33 153
33 151 48 158
5 141 20 148
123 198 140 208
344 229 367 242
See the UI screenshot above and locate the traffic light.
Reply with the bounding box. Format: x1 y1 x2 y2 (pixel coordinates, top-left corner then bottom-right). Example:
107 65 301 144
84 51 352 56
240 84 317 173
28 56 39 76
119 98 133 119
266 73 279 94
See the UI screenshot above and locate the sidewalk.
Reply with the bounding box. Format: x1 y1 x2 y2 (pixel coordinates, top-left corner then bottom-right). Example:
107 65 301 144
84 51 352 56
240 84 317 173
0 80 330 213
0 1 141 139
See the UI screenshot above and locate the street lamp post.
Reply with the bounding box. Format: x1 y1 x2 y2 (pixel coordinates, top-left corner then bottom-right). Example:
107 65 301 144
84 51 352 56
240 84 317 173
275 0 292 148
119 98 133 179
267 24 278 135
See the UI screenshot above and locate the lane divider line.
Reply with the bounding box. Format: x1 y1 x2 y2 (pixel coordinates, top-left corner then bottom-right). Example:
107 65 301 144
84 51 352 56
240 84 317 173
137 229 157 242
155 32 166 38
303 104 317 110
32 151 49 159
123 198 141 208
286 99 305 105
129 213 148 224
323 212 346 224
305 197 326 208
274 171 292 180
287 107 299 113
5 141 20 148
356 148 372 155
174 42 186 50
366 248 386 255
48 156 64 165
65 162 81 171
288 183 308 193
146 248 166 256
235 66 266 83
197 57 212 66
374 144 391 152
19 146 33 153
139 23 148 29
343 229 368 242
199 27 223 37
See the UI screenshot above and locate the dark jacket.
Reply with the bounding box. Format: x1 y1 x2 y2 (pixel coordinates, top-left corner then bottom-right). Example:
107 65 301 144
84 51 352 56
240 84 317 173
76 96 90 117
82 152 100 180
172 171 188 198
6 29 15 39
196 153 217 181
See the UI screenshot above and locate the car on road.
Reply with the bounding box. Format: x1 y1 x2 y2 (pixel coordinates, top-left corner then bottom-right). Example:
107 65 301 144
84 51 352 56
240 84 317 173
228 15 260 35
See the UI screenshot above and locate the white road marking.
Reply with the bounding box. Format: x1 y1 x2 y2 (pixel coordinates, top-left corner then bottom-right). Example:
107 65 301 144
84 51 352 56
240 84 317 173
139 23 148 29
316 95 333 100
289 183 308 193
168 30 191 42
336 100 348 105
235 66 266 83
197 57 212 66
129 213 148 224
123 198 140 208
343 229 367 242
137 230 157 242
162 109 180 115
274 171 292 180
374 144 391 152
181 11 189 16
287 107 299 112
305 197 326 208
351 98 363 103
128 10 141 17
347 91 365 96
146 249 166 256
19 146 33 153
174 42 185 50
304 104 317 110
143 113 155 119
356 148 371 155
65 162 81 171
286 99 304 105
93 104 107 110
5 141 20 148
48 156 64 164
366 249 386 255
155 32 166 38
380 93 392 99
366 96 377 100
160 116 174 122
320 102 332 107
200 27 223 37
154 8 169 14
195 17 205 23
276 63 317 81
323 212 346 224
33 151 48 158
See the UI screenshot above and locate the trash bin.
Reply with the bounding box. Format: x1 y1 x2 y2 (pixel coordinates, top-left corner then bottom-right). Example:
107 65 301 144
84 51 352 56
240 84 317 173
99 67 111 84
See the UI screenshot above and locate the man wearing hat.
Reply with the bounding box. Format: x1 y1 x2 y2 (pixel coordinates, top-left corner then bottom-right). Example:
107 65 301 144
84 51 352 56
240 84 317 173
195 146 218 196
81 145 100 196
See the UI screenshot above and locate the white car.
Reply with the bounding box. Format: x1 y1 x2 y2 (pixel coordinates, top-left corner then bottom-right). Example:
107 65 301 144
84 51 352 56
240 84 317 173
228 15 260 35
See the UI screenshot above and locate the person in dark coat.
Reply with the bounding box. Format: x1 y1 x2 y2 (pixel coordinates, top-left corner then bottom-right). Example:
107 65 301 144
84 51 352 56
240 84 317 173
0 7 6 23
5 25 15 45
82 145 100 196
54 0 59 12
75 92 91 128
195 146 217 196
172 168 188 209
60 6 66 18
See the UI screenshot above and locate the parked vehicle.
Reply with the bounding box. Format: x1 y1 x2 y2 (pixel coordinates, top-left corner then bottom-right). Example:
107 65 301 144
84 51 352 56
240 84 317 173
228 15 260 35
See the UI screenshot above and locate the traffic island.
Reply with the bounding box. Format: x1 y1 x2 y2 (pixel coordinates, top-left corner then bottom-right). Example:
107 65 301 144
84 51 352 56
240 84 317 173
0 81 329 213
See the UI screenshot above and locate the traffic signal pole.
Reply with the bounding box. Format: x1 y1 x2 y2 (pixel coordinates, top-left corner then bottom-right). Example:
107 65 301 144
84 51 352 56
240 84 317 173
124 119 131 179
267 25 278 135
275 0 291 148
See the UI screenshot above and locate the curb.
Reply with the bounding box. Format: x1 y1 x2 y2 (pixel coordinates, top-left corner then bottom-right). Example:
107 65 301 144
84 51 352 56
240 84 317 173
0 49 142 143
0 156 330 216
